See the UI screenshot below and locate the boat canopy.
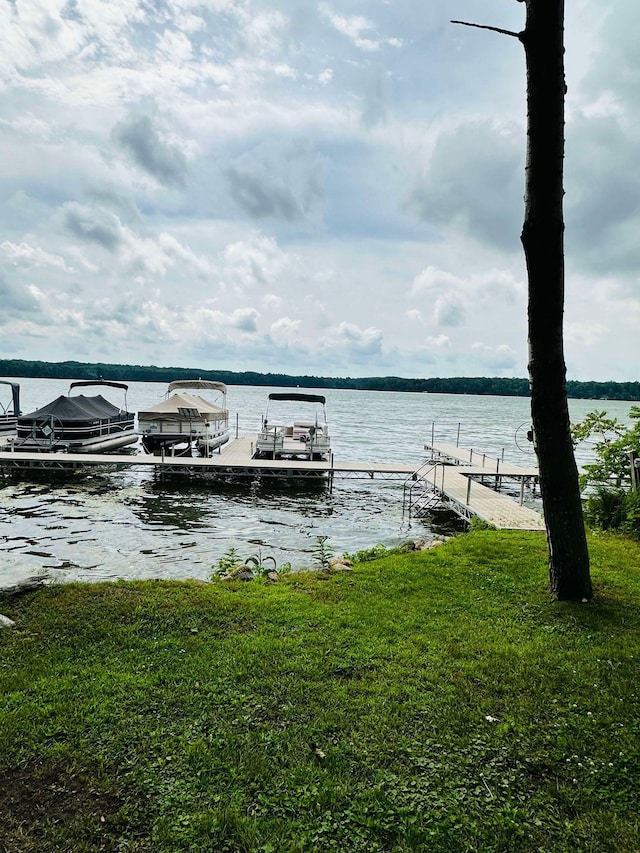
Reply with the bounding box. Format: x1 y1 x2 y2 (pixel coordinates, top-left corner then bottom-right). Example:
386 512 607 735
167 380 227 394
20 395 127 423
138 392 227 422
70 380 129 393
267 393 326 404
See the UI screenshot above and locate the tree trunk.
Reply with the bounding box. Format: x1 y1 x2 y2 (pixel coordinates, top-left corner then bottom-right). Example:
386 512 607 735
520 0 592 600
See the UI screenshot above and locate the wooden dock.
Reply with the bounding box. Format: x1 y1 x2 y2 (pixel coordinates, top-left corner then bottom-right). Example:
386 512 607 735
0 437 545 531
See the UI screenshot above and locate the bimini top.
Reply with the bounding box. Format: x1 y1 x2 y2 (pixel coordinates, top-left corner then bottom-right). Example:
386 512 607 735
267 392 326 404
138 391 227 422
69 380 129 393
168 379 227 395
20 395 128 423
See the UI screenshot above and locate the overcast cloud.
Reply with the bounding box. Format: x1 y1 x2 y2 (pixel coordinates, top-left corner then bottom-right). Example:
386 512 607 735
0 0 637 381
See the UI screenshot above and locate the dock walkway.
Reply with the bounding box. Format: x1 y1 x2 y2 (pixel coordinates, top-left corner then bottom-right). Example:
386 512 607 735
0 437 415 480
416 441 543 530
0 437 545 531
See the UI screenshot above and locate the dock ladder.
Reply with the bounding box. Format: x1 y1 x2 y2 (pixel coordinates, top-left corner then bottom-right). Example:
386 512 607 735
402 459 448 520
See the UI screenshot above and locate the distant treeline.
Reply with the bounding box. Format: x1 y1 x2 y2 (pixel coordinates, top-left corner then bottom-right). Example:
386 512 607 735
1 359 639 401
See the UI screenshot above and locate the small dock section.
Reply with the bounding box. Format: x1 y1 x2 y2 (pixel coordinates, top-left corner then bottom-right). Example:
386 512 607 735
424 441 539 479
412 441 544 530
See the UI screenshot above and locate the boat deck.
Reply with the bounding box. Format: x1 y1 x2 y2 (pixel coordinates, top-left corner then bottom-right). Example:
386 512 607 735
0 436 545 531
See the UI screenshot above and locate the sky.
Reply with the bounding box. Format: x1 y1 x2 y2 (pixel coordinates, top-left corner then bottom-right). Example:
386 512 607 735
0 0 638 382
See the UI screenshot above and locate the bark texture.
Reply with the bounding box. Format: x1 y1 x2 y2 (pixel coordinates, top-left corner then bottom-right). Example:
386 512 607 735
520 0 592 599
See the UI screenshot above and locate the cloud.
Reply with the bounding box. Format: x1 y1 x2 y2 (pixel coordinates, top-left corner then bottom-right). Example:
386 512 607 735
270 316 302 343
112 113 188 187
1 241 70 271
407 120 524 250
222 235 292 290
471 342 518 370
434 294 466 327
0 273 39 313
60 203 124 251
230 307 259 332
565 321 607 347
320 4 402 52
565 112 640 274
410 265 524 329
426 334 450 348
411 266 463 298
321 321 384 360
225 139 325 224
85 187 143 227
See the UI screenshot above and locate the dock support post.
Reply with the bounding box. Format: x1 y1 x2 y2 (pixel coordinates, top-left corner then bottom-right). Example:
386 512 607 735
431 422 435 448
466 476 471 506
519 479 525 506
456 422 461 447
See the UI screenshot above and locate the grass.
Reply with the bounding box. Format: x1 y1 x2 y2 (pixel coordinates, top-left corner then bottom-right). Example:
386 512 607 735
1 530 639 852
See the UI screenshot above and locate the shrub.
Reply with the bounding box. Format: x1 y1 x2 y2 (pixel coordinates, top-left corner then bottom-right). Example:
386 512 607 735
343 543 389 563
584 486 640 538
584 487 628 531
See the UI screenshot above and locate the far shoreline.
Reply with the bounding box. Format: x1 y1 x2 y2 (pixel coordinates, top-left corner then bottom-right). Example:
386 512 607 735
2 358 639 401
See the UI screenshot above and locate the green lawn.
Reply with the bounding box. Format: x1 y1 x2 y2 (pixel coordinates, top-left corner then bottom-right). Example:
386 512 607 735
1 530 639 852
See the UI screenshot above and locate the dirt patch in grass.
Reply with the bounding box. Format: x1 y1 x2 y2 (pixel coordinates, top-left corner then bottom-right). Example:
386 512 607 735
0 760 131 853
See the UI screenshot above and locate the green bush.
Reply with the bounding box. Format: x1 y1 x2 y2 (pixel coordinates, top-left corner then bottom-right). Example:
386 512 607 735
623 489 640 538
343 543 389 563
585 486 640 537
572 407 640 489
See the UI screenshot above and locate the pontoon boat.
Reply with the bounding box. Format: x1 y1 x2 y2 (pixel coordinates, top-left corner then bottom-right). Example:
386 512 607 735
16 380 137 453
255 392 331 461
138 379 229 456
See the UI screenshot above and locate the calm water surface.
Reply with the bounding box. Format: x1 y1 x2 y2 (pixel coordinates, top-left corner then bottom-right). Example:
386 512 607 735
0 378 634 589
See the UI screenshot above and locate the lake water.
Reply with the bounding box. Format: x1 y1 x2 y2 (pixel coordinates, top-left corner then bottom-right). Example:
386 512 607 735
0 377 634 590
